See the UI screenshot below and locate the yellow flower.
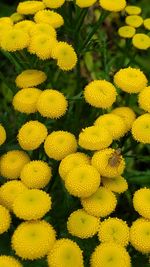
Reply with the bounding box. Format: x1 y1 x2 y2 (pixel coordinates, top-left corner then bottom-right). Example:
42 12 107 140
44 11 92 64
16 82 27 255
13 87 42 114
102 176 128 193
44 131 77 161
0 205 11 234
132 113 150 144
10 12 24 23
0 256 23 267
47 239 84 267
37 89 68 119
13 189 51 220
81 187 117 218
78 126 112 151
111 107 136 131
125 15 143 28
114 67 148 93
133 188 150 219
95 114 126 140
91 242 131 267
12 220 56 260
67 209 99 238
43 0 65 9
99 0 126 12
0 124 6 146
30 23 57 38
0 180 27 210
138 86 150 113
1 29 29 52
14 20 35 34
144 18 150 30
0 17 13 26
130 218 150 254
84 80 117 109
118 26 135 38
0 23 12 43
20 160 52 189
34 10 64 28
65 165 101 198
132 33 150 50
17 1 45 15
18 120 48 150
15 69 47 88
0 150 30 179
125 5 141 15
76 0 97 8
98 217 129 246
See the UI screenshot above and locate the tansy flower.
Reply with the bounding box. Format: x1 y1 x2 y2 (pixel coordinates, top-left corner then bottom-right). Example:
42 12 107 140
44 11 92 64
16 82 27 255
132 33 150 50
1 29 29 52
91 148 125 178
17 1 45 15
0 24 12 43
133 188 150 219
47 239 84 267
102 176 128 194
138 86 150 113
111 107 136 132
59 152 90 180
12 220 56 260
0 17 13 26
67 209 99 238
0 180 27 210
34 10 64 29
98 218 129 246
125 5 141 15
0 124 6 146
30 23 56 38
13 189 51 220
14 20 35 34
0 256 23 267
0 205 11 234
20 160 52 189
144 18 150 30
114 67 148 93
15 69 47 88
65 165 101 198
81 187 117 218
12 87 42 114
130 218 150 254
43 0 65 9
18 120 48 150
94 114 126 140
91 242 131 267
125 15 143 28
10 12 24 23
37 89 68 119
44 131 77 161
76 0 97 8
118 26 135 39
84 80 117 109
132 113 150 144
99 0 126 12
78 126 112 151
0 150 30 179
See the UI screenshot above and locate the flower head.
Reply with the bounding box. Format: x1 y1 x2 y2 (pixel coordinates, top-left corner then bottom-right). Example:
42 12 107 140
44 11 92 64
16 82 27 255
125 15 143 28
0 124 6 146
0 205 11 234
102 176 128 193
14 20 35 34
15 69 47 88
0 256 23 267
138 86 150 113
1 29 29 52
118 26 135 39
133 188 150 219
0 17 13 26
43 0 65 9
34 10 64 28
99 0 126 12
76 0 97 8
131 114 150 144
111 107 136 132
125 5 141 15
10 12 24 23
30 23 56 38
17 1 45 15
132 34 150 50
144 18 150 30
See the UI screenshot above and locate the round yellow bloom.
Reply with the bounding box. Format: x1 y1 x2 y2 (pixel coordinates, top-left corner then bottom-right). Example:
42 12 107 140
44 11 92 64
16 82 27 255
20 160 52 189
92 148 125 178
76 0 97 8
10 12 24 23
111 107 136 131
133 188 150 219
13 189 51 220
81 187 117 217
84 80 117 109
17 1 45 15
44 131 77 161
34 10 64 28
47 239 84 267
67 209 99 238
125 5 141 15
114 67 148 93
98 218 129 246
37 89 68 119
0 256 23 267
0 150 30 179
118 26 135 38
95 114 126 140
12 220 56 260
138 86 150 113
43 0 65 9
125 15 143 28
65 165 101 198
1 29 29 52
18 120 48 150
99 0 126 12
130 218 150 254
0 180 27 210
0 17 13 26
0 23 12 42
13 88 42 114
91 242 131 267
14 20 35 34
132 113 150 144
78 126 112 151
102 176 128 193
132 33 150 50
16 69 47 88
0 124 6 146
0 205 11 234
144 18 150 30
30 23 56 38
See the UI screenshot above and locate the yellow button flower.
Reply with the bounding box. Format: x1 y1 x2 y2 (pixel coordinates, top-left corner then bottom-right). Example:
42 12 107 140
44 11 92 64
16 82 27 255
132 113 150 144
125 5 141 15
111 106 136 131
76 0 97 8
132 33 150 50
1 29 29 52
118 26 135 38
14 20 35 34
0 17 13 26
138 86 150 113
99 0 126 12
133 188 150 220
0 124 6 146
0 256 23 267
15 69 47 88
43 0 65 9
125 15 143 28
0 205 11 234
144 18 150 30
102 176 128 193
34 10 64 28
30 23 56 38
10 12 24 23
17 1 45 15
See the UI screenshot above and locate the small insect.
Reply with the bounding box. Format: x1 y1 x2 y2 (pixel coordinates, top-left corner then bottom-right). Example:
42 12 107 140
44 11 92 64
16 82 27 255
108 148 122 167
